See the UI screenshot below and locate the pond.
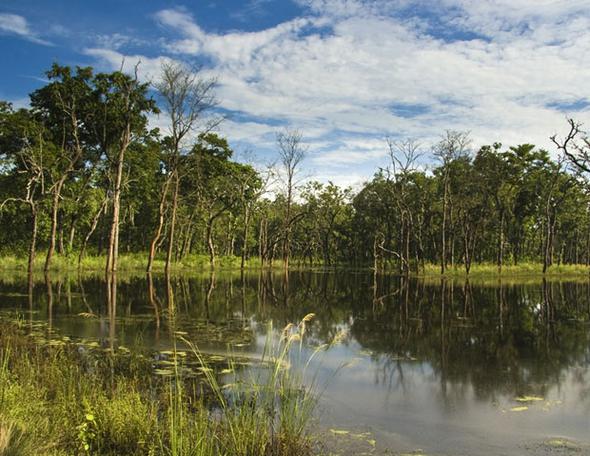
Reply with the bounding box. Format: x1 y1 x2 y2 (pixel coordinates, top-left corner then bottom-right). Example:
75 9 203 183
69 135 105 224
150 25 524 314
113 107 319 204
1 270 589 455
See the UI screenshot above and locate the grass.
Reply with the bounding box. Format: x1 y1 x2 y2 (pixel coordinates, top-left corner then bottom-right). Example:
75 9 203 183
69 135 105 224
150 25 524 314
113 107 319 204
0 315 325 456
416 261 590 278
0 252 288 274
5 250 590 280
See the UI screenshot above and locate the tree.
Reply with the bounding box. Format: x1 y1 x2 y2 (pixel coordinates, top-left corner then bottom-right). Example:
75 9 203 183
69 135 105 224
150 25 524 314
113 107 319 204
0 104 48 274
473 143 514 271
91 66 158 274
276 130 306 270
433 131 471 274
301 181 351 266
551 119 590 173
30 64 94 271
151 62 217 274
234 159 268 270
186 133 237 267
386 138 422 274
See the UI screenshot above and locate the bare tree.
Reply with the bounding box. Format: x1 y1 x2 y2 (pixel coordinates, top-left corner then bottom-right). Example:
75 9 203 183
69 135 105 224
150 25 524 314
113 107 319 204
551 118 590 173
151 62 217 275
433 130 471 274
276 129 306 270
385 137 422 274
236 158 274 270
386 138 422 176
1 134 45 276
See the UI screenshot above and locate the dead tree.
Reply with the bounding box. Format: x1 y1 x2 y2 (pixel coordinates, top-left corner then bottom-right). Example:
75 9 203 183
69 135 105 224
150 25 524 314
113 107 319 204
276 130 306 271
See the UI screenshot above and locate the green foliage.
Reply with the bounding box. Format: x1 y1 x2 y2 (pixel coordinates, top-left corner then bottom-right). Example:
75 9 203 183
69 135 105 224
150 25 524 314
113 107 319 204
2 63 590 275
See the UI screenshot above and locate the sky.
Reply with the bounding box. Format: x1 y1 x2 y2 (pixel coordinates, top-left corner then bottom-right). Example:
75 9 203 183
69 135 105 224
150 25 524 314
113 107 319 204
1 0 589 188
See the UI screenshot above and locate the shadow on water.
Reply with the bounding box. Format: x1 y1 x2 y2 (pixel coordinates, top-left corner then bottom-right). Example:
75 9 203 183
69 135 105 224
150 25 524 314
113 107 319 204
1 270 590 455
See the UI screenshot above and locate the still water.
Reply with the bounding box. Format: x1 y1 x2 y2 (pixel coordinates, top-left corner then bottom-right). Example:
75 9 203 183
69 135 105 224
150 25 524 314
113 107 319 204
1 271 589 455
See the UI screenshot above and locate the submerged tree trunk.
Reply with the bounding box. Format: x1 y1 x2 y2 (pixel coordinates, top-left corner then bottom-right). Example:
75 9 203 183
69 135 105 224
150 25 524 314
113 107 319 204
45 178 67 272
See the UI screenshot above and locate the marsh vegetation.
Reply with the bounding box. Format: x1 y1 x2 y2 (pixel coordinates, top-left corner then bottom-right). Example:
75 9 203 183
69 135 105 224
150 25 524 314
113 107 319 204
0 309 324 456
2 60 590 456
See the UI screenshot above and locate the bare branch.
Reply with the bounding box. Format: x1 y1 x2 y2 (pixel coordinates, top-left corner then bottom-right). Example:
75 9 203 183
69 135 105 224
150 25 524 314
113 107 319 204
551 118 590 173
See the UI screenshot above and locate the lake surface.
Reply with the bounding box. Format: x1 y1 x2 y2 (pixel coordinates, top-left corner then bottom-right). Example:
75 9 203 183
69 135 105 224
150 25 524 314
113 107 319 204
1 270 589 455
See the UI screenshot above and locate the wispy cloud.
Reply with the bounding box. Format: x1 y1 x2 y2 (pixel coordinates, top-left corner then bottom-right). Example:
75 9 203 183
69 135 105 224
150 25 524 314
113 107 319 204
0 13 52 45
94 33 148 51
231 0 274 22
83 48 178 82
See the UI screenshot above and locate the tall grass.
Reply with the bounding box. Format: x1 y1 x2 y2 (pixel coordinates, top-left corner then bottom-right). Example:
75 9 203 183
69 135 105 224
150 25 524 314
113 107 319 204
174 314 322 456
0 315 326 455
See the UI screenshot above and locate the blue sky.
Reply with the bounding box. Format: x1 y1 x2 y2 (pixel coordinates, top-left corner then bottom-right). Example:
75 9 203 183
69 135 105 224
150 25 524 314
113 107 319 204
1 0 589 188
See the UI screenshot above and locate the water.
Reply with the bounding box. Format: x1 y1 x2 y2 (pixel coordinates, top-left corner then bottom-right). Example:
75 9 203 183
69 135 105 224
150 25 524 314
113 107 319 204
1 270 589 455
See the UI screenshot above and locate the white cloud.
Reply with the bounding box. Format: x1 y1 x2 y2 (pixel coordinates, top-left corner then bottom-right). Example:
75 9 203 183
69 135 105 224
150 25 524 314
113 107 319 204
311 138 388 166
85 1 590 178
154 7 316 62
0 13 51 45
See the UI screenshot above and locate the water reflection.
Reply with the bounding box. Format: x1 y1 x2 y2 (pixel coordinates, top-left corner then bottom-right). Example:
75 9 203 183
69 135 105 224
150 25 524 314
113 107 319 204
2 271 590 454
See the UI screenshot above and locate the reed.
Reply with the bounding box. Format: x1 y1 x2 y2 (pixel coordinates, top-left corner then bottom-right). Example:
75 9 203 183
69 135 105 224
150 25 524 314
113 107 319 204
0 314 327 455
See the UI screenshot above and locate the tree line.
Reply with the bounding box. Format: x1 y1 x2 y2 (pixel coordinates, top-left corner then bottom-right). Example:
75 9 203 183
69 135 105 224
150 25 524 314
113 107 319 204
1 62 590 275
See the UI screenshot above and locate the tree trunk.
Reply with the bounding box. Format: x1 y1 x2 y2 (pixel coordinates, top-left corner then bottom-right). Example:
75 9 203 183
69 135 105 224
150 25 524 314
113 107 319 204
543 217 551 274
165 171 179 276
207 217 216 268
463 226 471 275
28 204 38 276
68 221 76 252
45 178 66 272
79 197 107 268
497 210 505 272
441 179 449 274
404 216 411 275
58 219 65 255
241 207 251 270
283 175 293 271
323 231 331 267
106 138 128 274
147 175 171 272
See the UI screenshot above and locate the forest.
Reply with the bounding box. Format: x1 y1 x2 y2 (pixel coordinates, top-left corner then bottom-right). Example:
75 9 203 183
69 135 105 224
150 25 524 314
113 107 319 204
1 62 590 276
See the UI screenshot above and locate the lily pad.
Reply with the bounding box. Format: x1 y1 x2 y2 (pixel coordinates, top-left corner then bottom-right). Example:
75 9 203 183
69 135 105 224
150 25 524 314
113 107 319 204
515 395 544 402
329 429 350 436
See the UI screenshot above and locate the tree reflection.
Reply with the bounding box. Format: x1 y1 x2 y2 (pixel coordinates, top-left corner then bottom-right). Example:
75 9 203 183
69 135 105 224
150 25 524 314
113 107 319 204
4 271 590 407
